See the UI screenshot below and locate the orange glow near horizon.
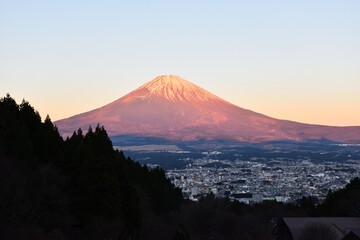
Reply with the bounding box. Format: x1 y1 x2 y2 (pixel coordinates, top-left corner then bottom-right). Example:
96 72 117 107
13 79 359 127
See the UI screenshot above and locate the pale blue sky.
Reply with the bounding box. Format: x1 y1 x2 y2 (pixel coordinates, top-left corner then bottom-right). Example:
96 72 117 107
1 0 359 125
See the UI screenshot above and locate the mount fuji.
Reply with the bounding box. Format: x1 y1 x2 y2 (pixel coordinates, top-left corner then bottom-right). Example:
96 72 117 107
55 75 360 143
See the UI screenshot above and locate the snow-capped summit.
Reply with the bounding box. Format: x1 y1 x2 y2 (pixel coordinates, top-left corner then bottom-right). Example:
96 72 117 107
120 75 223 103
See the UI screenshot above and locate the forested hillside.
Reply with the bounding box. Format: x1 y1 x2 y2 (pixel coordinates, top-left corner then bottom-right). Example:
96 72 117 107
0 94 182 239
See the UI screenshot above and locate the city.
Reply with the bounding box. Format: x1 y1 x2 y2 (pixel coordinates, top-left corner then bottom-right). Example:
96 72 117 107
113 136 360 204
166 155 359 203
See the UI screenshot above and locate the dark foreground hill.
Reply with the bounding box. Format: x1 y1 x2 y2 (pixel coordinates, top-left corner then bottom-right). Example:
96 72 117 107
1 94 359 240
0 94 182 239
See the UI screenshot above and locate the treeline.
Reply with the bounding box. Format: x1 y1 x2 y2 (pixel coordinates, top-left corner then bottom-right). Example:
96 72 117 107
0 94 182 239
0 94 359 240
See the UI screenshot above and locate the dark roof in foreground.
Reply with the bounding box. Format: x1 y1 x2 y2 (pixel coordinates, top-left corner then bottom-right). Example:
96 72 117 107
282 217 360 240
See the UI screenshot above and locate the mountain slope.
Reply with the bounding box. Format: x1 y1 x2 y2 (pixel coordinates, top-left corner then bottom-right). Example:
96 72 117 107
55 75 360 143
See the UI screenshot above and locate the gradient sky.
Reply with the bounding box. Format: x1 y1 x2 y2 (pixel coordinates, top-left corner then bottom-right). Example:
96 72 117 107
1 0 359 126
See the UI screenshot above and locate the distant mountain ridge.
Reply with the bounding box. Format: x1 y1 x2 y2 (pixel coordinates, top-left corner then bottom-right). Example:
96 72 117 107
55 75 360 143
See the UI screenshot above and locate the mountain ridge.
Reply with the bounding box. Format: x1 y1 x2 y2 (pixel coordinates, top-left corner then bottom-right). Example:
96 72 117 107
55 75 360 143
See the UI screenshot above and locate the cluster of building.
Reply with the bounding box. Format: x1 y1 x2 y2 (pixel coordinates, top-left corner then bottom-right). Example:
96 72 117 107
166 155 360 204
